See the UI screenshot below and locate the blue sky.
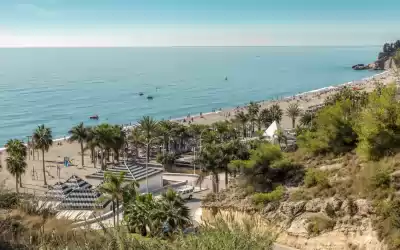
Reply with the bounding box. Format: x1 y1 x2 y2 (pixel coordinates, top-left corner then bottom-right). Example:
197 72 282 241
0 0 399 47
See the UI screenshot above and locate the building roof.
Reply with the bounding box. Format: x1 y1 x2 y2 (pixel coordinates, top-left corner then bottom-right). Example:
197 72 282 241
85 164 163 182
58 188 110 210
44 182 73 201
64 175 92 189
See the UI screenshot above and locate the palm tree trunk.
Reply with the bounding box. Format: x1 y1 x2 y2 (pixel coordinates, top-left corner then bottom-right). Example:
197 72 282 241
242 125 246 138
101 150 105 170
292 117 295 128
42 149 47 186
15 174 19 194
116 199 120 230
19 175 22 188
215 173 219 193
146 143 150 163
112 200 116 228
80 142 84 166
225 169 228 188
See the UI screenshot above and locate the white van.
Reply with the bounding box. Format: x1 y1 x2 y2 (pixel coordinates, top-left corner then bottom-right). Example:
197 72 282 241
176 185 194 200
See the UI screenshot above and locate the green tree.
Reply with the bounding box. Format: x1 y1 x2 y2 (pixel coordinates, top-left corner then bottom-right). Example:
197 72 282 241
5 139 27 188
138 116 159 162
6 154 27 193
157 189 191 233
124 193 157 236
197 143 223 193
158 120 174 153
300 111 314 128
93 123 116 169
68 122 87 167
128 127 144 162
297 99 357 155
111 125 126 162
84 127 99 167
234 111 249 138
286 103 302 128
247 101 260 133
32 125 53 186
259 108 273 128
355 84 400 160
156 152 177 172
229 143 297 192
269 104 283 124
98 172 126 229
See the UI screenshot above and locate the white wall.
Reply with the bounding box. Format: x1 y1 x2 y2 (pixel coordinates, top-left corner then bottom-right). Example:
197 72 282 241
138 173 163 193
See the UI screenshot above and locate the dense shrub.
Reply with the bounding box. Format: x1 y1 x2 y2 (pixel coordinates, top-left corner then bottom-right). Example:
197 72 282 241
252 186 285 205
304 168 329 188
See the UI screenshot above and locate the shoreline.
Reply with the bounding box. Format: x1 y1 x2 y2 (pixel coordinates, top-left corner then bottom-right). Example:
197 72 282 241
0 70 393 153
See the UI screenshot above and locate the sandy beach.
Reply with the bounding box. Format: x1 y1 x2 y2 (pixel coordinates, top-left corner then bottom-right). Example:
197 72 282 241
0 70 397 193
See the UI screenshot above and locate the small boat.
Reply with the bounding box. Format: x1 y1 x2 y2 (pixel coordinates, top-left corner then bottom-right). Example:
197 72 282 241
225 77 228 81
139 92 144 96
90 115 99 120
147 96 154 100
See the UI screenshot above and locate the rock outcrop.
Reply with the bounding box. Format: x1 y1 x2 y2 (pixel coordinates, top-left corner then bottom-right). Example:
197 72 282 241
202 197 386 250
352 40 399 71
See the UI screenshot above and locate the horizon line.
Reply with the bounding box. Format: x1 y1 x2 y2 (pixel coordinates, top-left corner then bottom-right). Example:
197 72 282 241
0 45 382 49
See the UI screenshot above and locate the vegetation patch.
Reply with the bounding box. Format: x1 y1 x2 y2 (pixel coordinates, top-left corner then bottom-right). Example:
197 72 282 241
252 186 284 205
306 215 336 236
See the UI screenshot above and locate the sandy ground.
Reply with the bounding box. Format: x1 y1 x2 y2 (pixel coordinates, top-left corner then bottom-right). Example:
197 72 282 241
0 70 397 193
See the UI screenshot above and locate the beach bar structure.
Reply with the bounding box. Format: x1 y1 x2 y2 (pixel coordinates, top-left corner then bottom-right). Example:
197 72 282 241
85 164 164 193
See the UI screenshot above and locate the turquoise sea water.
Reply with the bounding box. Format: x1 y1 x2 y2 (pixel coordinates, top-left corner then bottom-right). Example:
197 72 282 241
0 47 380 145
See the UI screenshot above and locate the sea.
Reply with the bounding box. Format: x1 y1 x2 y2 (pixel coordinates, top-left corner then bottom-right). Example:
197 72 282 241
0 46 381 146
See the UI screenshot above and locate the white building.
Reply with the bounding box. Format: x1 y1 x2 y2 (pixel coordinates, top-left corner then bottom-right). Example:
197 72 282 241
86 164 164 193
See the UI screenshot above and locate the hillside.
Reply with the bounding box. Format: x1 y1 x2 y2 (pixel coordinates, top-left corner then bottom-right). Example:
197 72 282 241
203 83 400 250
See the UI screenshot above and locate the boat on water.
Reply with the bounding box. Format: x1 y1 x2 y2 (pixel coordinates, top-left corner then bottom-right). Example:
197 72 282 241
89 115 99 120
139 92 144 96
147 96 153 100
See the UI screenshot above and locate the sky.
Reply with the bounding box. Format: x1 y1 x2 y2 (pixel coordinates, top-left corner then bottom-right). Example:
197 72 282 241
0 0 399 47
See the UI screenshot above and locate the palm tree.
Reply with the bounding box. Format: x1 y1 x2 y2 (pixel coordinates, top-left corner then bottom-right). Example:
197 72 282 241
6 154 27 193
197 143 223 193
247 101 260 134
32 125 53 186
158 189 191 233
93 124 116 170
124 193 157 236
156 152 177 172
270 104 283 124
259 108 273 129
111 125 126 162
158 120 174 153
68 122 87 167
234 111 249 138
138 116 159 162
84 127 98 167
300 111 314 128
98 172 126 229
128 127 143 162
286 103 302 128
5 139 27 188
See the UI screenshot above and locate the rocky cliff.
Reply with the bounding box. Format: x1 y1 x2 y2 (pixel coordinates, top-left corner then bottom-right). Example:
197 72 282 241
352 40 400 71
202 197 385 250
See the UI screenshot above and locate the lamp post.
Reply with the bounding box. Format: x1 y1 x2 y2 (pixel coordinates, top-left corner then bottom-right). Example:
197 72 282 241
145 137 157 193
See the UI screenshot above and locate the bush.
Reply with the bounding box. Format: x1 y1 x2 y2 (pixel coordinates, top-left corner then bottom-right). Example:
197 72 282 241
370 170 391 189
252 186 284 205
307 215 336 236
304 168 329 188
325 203 336 218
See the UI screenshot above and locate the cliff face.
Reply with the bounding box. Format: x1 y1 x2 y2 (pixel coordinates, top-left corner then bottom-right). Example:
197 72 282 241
352 41 399 71
202 197 385 250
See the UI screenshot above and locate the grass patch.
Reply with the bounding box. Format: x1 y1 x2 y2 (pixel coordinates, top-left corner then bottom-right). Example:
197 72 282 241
304 168 330 188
